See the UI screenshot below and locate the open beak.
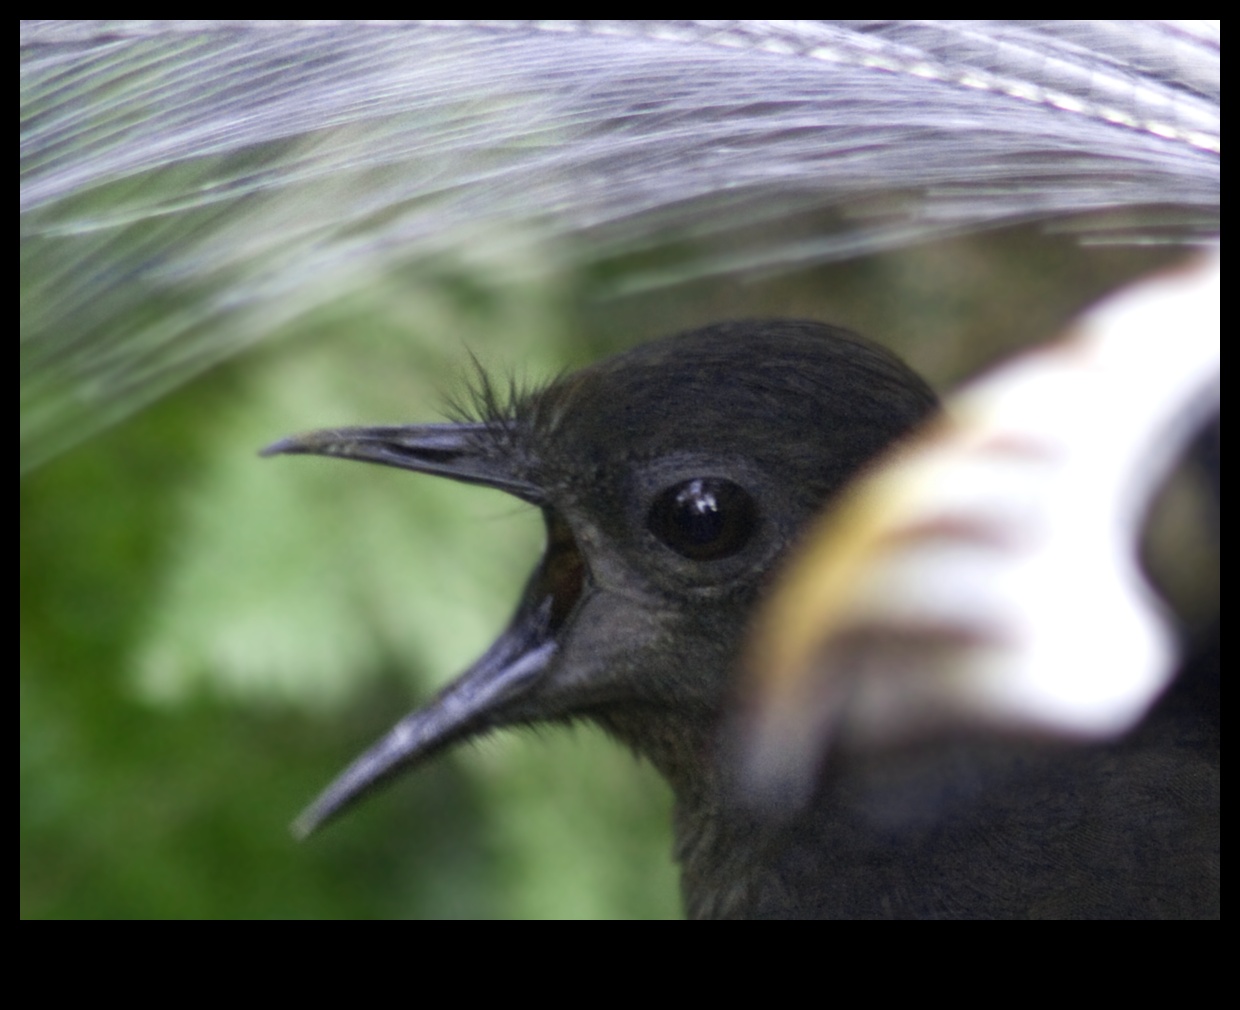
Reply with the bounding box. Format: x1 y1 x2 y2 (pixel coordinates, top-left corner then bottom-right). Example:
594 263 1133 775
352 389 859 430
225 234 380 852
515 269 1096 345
262 424 584 838
261 423 544 503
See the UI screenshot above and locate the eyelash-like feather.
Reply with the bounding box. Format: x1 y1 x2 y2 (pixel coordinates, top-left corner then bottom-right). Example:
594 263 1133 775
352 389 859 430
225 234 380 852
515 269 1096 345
439 352 572 474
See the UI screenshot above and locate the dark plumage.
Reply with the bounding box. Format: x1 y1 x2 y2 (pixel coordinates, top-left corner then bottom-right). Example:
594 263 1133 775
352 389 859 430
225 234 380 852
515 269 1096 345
265 319 1218 919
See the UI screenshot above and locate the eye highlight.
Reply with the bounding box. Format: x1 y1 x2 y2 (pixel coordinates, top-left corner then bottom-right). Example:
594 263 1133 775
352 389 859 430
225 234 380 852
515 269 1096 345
646 478 759 560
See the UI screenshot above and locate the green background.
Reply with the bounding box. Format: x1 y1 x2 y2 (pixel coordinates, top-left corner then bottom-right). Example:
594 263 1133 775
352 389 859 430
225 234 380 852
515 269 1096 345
22 203 1194 917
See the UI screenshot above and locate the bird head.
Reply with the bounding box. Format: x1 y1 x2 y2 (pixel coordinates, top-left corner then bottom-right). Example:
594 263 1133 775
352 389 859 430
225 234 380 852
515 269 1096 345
263 319 939 835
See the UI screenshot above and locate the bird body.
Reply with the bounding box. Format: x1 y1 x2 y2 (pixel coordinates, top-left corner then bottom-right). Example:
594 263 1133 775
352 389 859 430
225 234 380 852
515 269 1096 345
266 319 1217 919
678 689 1218 918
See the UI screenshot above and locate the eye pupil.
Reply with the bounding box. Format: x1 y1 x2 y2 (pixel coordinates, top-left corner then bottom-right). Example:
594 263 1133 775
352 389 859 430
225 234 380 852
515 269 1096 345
647 478 758 560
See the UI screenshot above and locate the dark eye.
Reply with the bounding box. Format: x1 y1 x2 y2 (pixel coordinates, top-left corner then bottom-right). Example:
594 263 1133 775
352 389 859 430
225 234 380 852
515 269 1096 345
646 478 759 560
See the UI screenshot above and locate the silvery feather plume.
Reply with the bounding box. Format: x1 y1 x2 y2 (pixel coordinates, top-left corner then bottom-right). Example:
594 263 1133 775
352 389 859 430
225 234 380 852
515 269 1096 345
21 20 1218 470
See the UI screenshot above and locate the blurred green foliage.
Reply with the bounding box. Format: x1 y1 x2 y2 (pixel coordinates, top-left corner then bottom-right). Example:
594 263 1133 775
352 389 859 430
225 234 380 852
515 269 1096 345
20 256 684 919
21 219 1185 918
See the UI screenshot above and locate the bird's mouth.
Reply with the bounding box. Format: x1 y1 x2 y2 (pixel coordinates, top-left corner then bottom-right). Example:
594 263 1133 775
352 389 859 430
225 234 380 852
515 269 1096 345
262 423 587 837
